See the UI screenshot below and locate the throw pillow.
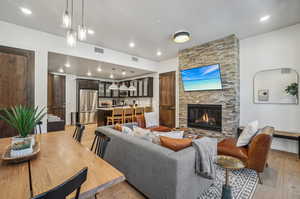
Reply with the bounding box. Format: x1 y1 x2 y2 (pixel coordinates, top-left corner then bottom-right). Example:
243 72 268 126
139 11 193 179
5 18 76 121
144 112 158 128
236 120 259 147
151 131 184 144
114 123 123 132
133 126 152 141
160 136 192 151
122 126 134 136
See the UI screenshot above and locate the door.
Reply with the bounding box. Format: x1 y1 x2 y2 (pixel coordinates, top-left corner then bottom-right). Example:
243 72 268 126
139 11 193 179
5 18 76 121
159 71 176 128
47 73 65 122
0 46 35 138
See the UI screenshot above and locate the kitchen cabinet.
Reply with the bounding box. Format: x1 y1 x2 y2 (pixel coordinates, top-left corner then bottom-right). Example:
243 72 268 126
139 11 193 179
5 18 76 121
98 81 106 97
98 77 153 98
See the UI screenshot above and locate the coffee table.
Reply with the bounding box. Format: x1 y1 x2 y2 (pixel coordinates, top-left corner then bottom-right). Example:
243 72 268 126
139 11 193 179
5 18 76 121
215 155 246 199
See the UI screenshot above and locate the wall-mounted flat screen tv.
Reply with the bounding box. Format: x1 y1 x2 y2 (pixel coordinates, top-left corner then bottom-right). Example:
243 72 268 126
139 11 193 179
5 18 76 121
181 64 222 91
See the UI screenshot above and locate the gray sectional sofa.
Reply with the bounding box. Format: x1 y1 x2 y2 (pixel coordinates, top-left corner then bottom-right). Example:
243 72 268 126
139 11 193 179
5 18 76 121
96 124 213 199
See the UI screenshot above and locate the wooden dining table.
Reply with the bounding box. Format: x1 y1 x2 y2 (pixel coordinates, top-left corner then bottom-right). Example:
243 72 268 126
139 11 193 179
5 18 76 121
0 132 125 199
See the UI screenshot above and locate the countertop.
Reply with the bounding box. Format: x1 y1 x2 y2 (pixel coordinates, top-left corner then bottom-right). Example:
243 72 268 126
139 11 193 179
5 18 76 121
96 106 148 111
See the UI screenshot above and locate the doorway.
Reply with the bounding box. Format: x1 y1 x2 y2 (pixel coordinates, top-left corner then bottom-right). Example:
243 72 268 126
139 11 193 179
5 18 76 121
159 71 176 128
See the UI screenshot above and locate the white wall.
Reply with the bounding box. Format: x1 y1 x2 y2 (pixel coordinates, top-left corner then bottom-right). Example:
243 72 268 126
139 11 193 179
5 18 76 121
157 58 180 127
0 20 159 132
240 23 300 153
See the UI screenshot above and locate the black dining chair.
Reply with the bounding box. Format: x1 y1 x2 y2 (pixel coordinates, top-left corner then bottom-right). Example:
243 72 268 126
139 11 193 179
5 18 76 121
73 123 85 143
35 120 43 134
90 131 111 158
32 167 88 199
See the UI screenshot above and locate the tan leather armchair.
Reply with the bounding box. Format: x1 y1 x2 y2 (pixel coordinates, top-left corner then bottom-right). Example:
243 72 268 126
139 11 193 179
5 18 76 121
218 126 274 184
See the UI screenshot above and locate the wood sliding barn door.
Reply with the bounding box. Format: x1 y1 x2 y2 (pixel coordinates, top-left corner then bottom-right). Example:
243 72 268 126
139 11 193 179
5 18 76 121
159 71 176 128
0 46 35 138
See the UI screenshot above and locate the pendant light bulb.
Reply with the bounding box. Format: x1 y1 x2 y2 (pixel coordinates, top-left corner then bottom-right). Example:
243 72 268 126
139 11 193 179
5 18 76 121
67 29 77 47
78 25 87 41
62 11 71 28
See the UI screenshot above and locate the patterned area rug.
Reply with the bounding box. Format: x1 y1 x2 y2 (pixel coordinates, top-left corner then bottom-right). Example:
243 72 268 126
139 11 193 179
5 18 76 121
199 166 258 199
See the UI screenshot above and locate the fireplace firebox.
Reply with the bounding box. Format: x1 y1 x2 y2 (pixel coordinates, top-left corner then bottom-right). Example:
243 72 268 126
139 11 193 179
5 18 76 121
187 104 222 132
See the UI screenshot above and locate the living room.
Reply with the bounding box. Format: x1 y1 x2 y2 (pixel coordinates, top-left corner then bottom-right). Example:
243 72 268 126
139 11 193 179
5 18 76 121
0 1 299 199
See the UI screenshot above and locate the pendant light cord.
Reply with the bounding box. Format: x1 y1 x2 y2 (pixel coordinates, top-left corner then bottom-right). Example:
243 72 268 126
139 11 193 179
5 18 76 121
71 0 74 29
82 0 85 26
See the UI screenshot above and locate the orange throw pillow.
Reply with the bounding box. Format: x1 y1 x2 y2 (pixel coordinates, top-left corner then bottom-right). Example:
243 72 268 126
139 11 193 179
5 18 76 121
114 123 123 132
160 136 192 152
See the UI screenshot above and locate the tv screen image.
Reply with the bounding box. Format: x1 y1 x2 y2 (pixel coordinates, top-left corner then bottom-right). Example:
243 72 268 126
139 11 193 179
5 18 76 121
181 64 222 91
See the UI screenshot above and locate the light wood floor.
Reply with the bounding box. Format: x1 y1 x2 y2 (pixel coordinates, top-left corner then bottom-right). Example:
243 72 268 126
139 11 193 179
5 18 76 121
63 124 300 199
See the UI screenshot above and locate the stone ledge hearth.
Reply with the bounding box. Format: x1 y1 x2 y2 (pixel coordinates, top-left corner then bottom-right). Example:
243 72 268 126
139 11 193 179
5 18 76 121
178 35 240 137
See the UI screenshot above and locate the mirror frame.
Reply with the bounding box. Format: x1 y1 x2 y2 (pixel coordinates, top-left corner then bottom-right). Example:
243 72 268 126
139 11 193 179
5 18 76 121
253 68 299 105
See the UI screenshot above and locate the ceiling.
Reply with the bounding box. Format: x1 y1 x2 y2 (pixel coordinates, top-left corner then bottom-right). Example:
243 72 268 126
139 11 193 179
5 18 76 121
1 0 300 61
48 52 152 80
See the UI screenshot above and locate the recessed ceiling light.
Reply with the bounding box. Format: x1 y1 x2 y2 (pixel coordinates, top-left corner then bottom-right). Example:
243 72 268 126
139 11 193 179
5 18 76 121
64 63 71 68
58 68 64 73
260 15 270 22
87 72 92 76
97 67 102 72
129 42 135 48
87 29 95 35
122 70 126 75
110 74 114 79
20 7 32 15
172 31 191 43
156 51 162 56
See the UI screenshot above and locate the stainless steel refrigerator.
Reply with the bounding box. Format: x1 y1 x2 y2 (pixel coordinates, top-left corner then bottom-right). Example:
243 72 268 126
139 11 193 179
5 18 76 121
79 89 98 124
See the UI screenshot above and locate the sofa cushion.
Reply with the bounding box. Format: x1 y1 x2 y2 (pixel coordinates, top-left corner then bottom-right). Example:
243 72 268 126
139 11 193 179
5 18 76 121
218 138 248 163
237 120 258 147
149 126 171 132
144 112 158 128
160 136 192 151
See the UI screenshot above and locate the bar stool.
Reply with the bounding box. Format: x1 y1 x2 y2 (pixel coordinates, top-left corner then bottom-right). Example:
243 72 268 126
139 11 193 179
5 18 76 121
107 108 124 125
144 106 152 113
134 107 144 121
123 108 134 123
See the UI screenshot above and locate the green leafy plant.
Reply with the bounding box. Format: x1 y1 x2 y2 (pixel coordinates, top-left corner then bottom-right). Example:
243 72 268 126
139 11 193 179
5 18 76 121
0 106 46 137
285 83 298 97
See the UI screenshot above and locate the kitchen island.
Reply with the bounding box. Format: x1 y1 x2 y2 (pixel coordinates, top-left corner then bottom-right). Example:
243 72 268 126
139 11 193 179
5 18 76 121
97 106 152 126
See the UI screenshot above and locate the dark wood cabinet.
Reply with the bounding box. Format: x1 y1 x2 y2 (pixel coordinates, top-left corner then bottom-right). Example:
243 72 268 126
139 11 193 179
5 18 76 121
77 79 99 90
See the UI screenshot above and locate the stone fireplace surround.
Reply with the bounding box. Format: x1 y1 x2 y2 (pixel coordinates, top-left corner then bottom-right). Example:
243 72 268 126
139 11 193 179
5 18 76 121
178 35 240 137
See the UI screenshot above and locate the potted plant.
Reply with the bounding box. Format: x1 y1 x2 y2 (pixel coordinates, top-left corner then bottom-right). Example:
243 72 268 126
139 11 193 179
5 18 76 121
0 105 46 156
285 82 298 100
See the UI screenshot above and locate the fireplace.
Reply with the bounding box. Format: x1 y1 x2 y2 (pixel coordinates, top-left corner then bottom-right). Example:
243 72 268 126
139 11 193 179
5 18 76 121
187 104 222 132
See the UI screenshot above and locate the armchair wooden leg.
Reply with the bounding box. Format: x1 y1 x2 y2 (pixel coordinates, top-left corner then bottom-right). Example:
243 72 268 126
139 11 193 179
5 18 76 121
257 172 263 184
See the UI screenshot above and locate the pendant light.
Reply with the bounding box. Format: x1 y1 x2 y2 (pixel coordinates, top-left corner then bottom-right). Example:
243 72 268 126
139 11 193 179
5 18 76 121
128 85 137 91
108 82 119 90
66 0 77 47
119 83 129 91
78 0 87 41
62 0 71 28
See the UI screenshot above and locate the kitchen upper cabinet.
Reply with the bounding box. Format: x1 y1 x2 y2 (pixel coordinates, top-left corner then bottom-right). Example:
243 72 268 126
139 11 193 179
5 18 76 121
138 79 143 97
77 79 99 90
98 81 105 97
143 77 153 97
129 80 138 97
105 82 112 97
98 77 153 98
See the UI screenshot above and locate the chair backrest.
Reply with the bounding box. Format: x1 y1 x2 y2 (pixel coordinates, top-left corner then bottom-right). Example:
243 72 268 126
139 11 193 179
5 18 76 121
135 107 144 115
73 123 85 143
123 108 134 116
32 167 88 199
248 126 274 172
144 106 152 113
35 120 43 134
90 131 111 158
112 108 123 117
